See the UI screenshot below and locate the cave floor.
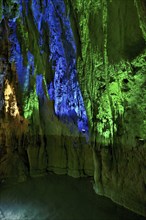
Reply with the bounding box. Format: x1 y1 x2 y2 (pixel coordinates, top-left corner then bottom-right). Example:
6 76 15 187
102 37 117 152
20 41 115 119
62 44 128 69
0 174 145 220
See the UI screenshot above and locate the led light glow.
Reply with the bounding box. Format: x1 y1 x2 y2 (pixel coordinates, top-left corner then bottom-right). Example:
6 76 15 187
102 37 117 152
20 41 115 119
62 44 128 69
4 80 19 117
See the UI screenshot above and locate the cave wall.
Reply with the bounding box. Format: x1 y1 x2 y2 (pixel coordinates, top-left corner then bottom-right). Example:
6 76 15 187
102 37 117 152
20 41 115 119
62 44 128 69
69 0 146 216
0 0 146 217
0 0 94 181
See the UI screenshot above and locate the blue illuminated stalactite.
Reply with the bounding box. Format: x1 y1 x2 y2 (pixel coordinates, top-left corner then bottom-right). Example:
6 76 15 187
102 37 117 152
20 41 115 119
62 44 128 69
31 0 43 34
31 0 44 53
30 0 89 134
9 20 26 87
24 51 35 91
9 20 35 92
46 0 89 134
8 0 89 136
7 1 35 91
36 74 44 98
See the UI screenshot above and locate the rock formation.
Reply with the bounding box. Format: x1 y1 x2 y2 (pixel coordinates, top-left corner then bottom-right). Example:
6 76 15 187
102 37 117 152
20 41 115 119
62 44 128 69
0 0 146 217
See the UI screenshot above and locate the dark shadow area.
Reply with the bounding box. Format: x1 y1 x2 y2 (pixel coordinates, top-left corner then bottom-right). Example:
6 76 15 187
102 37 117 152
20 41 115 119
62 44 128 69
0 174 145 220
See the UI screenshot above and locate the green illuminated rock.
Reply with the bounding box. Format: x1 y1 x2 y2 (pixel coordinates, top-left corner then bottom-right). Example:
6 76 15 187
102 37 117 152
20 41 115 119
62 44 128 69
0 0 146 217
67 0 146 216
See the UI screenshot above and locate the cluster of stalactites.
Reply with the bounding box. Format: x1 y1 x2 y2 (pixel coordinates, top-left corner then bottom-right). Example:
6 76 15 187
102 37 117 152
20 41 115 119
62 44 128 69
0 0 89 136
30 0 89 134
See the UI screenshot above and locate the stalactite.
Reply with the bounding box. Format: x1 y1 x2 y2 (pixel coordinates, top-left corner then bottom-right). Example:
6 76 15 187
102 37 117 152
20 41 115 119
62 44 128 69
0 1 146 217
135 0 146 40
